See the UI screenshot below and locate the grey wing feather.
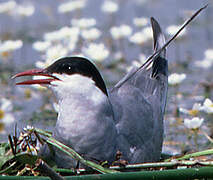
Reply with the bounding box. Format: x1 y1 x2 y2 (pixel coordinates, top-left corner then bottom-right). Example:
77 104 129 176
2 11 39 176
109 17 168 163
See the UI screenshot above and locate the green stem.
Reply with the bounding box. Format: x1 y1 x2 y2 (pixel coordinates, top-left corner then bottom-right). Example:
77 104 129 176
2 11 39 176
111 160 213 170
53 167 213 180
32 128 52 138
193 130 199 150
165 148 213 162
67 167 213 180
54 160 213 175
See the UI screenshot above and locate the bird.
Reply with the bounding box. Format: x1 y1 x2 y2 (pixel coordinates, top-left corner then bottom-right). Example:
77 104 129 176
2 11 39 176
13 17 168 168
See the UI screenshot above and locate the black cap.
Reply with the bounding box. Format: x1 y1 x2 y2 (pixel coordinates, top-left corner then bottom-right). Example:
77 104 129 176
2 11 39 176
45 56 108 96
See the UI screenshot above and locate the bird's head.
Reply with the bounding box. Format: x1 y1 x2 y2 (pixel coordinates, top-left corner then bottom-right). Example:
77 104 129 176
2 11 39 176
12 57 108 98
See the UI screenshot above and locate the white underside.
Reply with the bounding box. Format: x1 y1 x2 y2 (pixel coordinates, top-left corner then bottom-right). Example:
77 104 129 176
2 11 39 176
50 73 110 142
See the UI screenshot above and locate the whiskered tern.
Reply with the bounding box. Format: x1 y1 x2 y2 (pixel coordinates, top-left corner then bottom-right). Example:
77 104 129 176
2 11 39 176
13 18 174 168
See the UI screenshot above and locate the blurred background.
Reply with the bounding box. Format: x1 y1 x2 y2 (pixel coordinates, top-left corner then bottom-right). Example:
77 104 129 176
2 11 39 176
0 0 212 156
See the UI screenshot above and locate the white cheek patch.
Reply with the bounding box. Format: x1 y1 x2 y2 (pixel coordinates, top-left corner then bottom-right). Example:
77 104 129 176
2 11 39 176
49 73 106 105
51 74 95 86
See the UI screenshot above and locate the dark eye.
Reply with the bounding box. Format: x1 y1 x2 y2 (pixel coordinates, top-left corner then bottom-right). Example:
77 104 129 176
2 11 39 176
62 64 71 70
61 64 73 74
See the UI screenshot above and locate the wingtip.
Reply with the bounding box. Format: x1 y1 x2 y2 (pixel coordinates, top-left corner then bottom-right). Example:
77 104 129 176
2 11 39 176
150 17 157 25
150 17 155 21
150 17 166 58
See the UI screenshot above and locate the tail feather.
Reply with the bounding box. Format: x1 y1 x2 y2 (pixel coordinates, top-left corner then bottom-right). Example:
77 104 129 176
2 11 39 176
151 17 168 78
150 17 168 114
151 17 166 57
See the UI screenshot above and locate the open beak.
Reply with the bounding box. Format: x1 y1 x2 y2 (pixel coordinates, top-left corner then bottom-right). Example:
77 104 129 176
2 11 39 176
12 69 60 85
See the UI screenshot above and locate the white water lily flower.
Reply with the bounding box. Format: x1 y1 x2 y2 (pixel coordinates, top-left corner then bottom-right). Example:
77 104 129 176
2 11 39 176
58 0 86 13
184 117 204 129
194 49 213 69
133 17 149 27
117 24 132 38
166 25 186 37
0 40 22 58
129 27 152 45
0 1 16 14
0 40 23 53
142 27 153 39
110 25 132 40
45 45 68 62
194 59 213 69
81 28 101 40
0 98 15 125
168 73 186 85
44 27 80 42
101 1 119 14
201 98 213 114
129 31 148 44
204 49 213 60
71 18 96 29
179 103 202 116
110 27 121 40
44 31 60 42
59 27 80 39
16 4 35 17
83 43 109 62
32 41 51 52
114 51 123 60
